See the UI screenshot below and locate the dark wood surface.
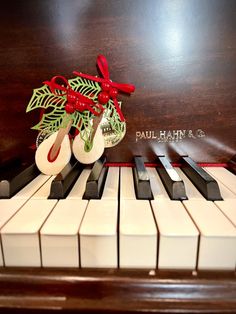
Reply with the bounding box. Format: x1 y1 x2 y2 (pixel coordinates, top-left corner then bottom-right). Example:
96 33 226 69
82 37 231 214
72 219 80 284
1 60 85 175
0 1 236 313
0 0 236 163
0 268 235 313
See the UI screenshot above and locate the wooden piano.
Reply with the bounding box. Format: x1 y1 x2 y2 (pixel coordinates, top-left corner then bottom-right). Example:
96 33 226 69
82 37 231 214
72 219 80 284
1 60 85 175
0 0 235 312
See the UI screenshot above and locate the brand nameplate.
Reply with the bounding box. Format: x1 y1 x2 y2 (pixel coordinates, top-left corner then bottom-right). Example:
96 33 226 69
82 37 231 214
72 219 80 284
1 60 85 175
135 129 206 143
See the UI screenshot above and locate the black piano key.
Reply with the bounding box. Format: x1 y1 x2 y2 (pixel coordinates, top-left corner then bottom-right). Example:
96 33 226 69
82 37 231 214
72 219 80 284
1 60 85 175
48 158 84 199
83 156 108 199
156 156 187 201
228 155 236 175
133 156 153 200
0 162 40 198
0 156 21 171
181 156 223 201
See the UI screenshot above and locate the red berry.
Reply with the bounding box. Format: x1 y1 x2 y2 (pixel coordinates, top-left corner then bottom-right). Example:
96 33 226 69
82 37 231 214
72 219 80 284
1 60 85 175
98 91 110 104
109 87 118 98
101 82 110 92
67 93 76 103
65 103 75 114
75 100 85 111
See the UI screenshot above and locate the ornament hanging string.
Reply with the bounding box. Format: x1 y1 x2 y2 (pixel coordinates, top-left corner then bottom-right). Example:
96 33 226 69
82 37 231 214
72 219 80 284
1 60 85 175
44 75 104 116
73 55 135 122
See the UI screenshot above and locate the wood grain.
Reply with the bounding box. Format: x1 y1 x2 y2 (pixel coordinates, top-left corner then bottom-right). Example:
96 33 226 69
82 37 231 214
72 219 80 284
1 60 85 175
0 2 236 312
0 0 236 163
0 268 235 313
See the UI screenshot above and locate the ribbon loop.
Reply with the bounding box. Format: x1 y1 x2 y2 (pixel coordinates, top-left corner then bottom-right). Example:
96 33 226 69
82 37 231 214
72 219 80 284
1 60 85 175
110 81 135 94
73 55 135 122
44 76 103 116
43 76 69 96
97 54 110 80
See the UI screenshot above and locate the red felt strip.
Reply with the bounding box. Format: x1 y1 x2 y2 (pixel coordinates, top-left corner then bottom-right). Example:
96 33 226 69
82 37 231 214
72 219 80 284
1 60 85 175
105 162 228 168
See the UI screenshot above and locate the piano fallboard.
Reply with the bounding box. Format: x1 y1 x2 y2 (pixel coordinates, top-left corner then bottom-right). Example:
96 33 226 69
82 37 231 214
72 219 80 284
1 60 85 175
1 0 236 164
1 0 236 312
0 268 235 313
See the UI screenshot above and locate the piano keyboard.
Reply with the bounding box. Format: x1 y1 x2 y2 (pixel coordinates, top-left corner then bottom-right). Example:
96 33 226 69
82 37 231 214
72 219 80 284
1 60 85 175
0 160 236 270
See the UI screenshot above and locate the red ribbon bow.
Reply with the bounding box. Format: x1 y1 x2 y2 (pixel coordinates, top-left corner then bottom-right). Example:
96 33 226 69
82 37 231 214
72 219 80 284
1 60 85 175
73 55 135 122
44 76 104 116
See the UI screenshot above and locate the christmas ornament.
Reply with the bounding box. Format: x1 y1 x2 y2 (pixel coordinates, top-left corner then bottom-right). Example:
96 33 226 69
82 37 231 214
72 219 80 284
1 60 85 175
35 130 71 175
73 54 135 122
26 55 135 175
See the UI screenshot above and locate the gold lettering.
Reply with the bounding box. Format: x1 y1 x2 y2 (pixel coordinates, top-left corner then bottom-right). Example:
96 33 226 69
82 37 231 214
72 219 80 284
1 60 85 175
136 131 141 142
172 130 179 139
152 131 157 139
179 130 186 139
141 131 146 139
145 131 152 139
159 130 166 139
166 131 173 140
188 130 196 139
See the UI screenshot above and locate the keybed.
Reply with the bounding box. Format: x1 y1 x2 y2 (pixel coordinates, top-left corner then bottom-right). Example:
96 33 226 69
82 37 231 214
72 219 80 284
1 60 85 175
0 161 235 270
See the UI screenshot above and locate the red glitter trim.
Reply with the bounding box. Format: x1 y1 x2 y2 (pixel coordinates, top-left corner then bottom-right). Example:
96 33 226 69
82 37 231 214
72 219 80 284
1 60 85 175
105 162 228 168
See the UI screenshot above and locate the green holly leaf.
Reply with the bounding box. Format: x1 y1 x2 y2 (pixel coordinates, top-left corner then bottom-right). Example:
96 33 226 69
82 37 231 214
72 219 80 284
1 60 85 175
68 76 101 99
26 85 66 113
32 107 67 132
26 75 125 147
105 100 124 134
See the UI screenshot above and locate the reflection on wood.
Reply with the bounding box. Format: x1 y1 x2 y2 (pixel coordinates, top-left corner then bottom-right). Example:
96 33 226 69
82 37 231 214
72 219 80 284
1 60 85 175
0 0 236 163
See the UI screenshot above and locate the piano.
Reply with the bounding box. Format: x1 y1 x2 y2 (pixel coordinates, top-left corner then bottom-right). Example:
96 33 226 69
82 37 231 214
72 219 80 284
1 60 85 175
0 0 236 312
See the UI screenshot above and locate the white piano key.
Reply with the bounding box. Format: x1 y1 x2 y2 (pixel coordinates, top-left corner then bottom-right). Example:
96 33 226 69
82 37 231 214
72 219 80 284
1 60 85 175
12 174 51 200
40 199 88 267
146 167 169 200
152 200 199 270
119 200 157 268
66 168 91 199
80 199 118 268
0 199 27 266
30 176 55 199
175 168 204 199
215 199 236 227
101 167 119 200
204 167 236 199
1 199 57 267
178 169 236 270
183 199 236 270
120 167 136 200
205 167 236 195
